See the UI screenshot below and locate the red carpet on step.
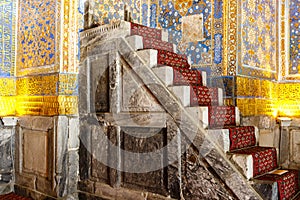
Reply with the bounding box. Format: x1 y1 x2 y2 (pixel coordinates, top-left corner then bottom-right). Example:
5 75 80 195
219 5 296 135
173 67 202 86
257 170 299 200
130 22 162 39
208 106 236 128
157 49 190 68
0 193 31 200
228 126 256 151
190 86 219 106
143 37 174 52
232 146 278 177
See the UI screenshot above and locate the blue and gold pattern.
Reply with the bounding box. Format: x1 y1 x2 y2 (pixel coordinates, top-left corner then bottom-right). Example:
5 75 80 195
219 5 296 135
158 0 213 67
0 0 16 77
17 0 56 73
239 0 277 79
290 0 300 76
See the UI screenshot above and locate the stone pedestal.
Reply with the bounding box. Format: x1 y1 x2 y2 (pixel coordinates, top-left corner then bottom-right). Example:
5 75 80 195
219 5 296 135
14 116 79 199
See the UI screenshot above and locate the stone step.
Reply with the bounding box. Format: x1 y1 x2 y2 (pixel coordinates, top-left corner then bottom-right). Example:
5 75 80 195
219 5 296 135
253 169 300 200
168 85 191 107
207 126 259 152
137 49 190 69
185 106 240 129
126 35 144 51
130 22 168 42
230 146 278 179
168 85 223 107
152 66 207 87
126 35 177 53
136 49 158 68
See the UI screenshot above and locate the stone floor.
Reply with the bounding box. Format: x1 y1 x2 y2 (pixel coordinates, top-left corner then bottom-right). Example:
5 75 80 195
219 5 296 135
0 193 31 200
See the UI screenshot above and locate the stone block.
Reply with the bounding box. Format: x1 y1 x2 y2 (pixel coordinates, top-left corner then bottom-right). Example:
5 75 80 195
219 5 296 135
152 66 174 86
68 117 79 150
56 116 68 174
259 129 276 147
136 49 158 68
185 107 209 129
18 116 53 131
168 86 190 107
208 126 259 152
207 129 231 152
31 117 53 131
2 117 17 126
125 35 143 51
231 154 253 179
252 180 278 200
0 129 13 171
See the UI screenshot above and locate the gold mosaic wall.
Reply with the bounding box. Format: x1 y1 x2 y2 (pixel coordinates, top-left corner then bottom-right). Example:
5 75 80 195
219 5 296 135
274 83 300 117
236 76 300 117
224 0 300 117
236 77 276 116
0 0 80 117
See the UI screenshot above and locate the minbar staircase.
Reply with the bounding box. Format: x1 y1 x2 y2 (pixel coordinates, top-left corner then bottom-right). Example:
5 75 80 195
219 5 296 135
127 22 300 200
80 21 300 200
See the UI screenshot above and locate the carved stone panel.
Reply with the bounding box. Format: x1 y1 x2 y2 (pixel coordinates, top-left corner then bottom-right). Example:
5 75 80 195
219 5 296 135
121 60 163 112
121 127 167 195
90 54 110 113
23 130 49 177
95 67 109 113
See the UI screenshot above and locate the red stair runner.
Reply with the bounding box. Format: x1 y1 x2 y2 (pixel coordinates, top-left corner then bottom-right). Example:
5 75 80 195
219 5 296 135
232 146 278 177
157 50 190 68
208 106 236 128
143 37 174 52
228 126 256 151
257 170 299 200
0 193 32 200
130 23 161 40
128 22 300 199
190 86 219 106
173 68 202 86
